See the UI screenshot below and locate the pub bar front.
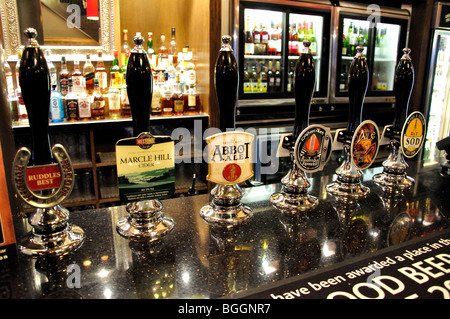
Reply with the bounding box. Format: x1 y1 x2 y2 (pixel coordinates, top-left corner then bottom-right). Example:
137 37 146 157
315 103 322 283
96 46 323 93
0 0 450 302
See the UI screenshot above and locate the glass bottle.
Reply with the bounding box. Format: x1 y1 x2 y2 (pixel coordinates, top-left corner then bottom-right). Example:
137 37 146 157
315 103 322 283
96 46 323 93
267 60 274 92
45 49 58 90
275 60 281 92
108 86 121 119
65 86 79 122
186 61 196 87
147 32 155 56
121 29 130 67
169 27 177 56
161 85 174 116
95 50 108 94
166 54 176 84
121 84 131 118
49 84 64 123
184 85 201 115
158 33 169 70
110 49 123 89
172 80 184 115
77 92 91 121
83 53 95 95
59 56 70 96
91 78 105 119
71 59 85 96
151 82 162 116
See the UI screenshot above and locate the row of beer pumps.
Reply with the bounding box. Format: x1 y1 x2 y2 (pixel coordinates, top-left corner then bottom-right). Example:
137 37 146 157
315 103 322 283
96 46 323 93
11 27 427 258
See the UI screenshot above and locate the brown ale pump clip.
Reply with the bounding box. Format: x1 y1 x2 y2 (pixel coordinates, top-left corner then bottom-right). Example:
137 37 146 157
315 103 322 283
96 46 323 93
373 48 426 193
200 35 254 228
13 28 85 257
271 40 332 213
326 46 380 204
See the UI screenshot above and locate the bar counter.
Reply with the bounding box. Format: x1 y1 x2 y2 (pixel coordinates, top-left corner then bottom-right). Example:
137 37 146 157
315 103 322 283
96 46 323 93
3 162 450 300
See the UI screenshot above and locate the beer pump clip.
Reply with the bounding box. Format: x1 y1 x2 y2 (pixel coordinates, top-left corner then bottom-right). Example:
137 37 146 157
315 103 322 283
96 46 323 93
373 49 426 193
200 35 254 228
13 28 85 257
326 46 380 203
115 33 175 240
271 40 332 213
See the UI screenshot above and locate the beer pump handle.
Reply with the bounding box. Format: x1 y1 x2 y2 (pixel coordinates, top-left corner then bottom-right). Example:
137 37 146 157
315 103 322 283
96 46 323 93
214 35 239 132
126 33 152 136
392 48 414 137
345 46 369 143
18 28 52 165
293 40 316 141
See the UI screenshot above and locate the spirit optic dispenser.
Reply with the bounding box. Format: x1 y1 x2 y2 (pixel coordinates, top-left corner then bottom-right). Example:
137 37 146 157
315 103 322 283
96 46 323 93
373 49 425 193
115 33 175 240
271 40 331 213
13 28 85 257
200 35 254 227
326 46 380 203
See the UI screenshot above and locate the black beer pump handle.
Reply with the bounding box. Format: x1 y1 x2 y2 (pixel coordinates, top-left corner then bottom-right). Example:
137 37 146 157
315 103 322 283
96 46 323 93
126 33 152 136
214 35 239 132
18 28 52 165
345 46 369 143
293 40 316 141
392 48 414 137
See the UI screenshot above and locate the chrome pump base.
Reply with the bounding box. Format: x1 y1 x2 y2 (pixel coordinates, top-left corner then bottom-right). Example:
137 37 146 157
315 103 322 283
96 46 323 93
116 200 174 241
373 141 415 194
200 184 253 228
270 159 318 213
19 205 85 257
326 145 369 204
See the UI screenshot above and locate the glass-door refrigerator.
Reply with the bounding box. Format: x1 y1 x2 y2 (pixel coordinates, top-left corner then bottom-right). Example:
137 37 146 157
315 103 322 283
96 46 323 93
423 2 450 165
332 4 410 104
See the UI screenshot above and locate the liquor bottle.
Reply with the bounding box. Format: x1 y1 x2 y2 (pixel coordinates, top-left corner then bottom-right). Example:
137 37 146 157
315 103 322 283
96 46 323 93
91 78 105 120
45 50 58 90
267 60 275 92
287 61 294 92
126 32 153 135
243 63 250 93
71 59 85 95
339 64 348 91
95 50 108 94
83 53 95 95
158 33 169 70
59 56 70 96
309 22 317 56
65 86 79 122
170 27 177 56
186 61 196 87
161 85 174 116
184 85 201 115
108 86 121 119
172 81 184 115
49 84 64 123
121 84 131 118
214 35 237 130
342 34 348 56
259 63 267 92
250 64 258 92
252 23 260 44
260 24 269 55
77 92 91 121
147 32 155 56
121 29 131 67
151 82 162 116
166 54 176 84
16 90 28 123
110 50 123 89
2 53 14 99
176 52 186 86
275 60 281 92
244 16 254 55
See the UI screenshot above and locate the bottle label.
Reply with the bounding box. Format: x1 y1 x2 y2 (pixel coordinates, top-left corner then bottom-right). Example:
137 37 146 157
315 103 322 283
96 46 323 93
96 72 108 89
188 95 196 108
174 99 184 112
66 99 79 119
78 97 91 118
109 92 121 111
72 75 85 94
110 72 123 88
50 97 63 120
244 43 254 55
60 79 69 95
151 91 161 112
401 111 426 158
186 70 196 86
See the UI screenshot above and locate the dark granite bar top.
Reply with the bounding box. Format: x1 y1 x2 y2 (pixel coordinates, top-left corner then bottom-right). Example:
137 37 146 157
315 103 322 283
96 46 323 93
3 163 450 299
